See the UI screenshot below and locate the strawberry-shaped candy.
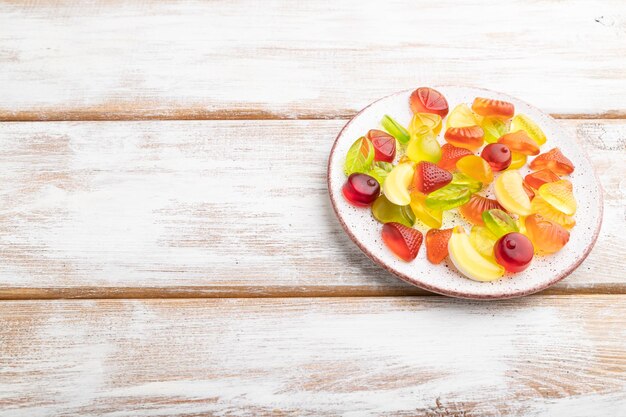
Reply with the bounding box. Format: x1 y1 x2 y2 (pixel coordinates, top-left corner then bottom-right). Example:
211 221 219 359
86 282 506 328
426 228 453 264
497 131 540 156
529 148 574 175
444 126 484 151
525 169 560 190
409 87 449 118
382 222 423 262
458 194 504 226
438 144 473 171
411 161 452 194
471 97 515 120
366 129 396 163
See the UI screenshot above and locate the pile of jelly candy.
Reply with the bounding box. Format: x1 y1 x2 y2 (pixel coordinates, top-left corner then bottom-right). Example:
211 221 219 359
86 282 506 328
341 87 577 282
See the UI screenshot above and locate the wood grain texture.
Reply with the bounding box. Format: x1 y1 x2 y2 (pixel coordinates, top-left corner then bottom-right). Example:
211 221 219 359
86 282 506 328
1 0 626 120
0 119 622 298
0 296 625 416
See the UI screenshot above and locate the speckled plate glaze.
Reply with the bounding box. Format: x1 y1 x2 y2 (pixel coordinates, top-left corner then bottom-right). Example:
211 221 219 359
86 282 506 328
328 86 603 299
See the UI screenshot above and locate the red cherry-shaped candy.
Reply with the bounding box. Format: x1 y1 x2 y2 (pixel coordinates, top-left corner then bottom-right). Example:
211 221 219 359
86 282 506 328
494 232 534 272
342 173 380 206
409 87 449 118
481 143 512 171
367 129 396 162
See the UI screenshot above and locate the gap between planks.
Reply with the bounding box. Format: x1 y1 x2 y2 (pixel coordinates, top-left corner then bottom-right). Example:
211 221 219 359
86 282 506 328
0 284 624 300
1 110 626 122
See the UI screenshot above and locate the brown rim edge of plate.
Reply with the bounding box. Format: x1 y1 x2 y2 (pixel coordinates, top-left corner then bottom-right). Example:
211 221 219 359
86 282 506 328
326 86 604 300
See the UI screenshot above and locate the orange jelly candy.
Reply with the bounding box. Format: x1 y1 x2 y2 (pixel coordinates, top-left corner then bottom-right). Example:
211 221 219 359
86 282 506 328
425 228 453 264
497 131 540 156
458 194 504 226
471 97 515 120
529 148 574 175
444 126 484 151
525 169 560 190
530 195 576 229
524 214 570 254
456 155 494 184
437 144 473 171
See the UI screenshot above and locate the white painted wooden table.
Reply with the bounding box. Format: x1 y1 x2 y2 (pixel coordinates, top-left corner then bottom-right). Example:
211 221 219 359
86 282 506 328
1 1 625 415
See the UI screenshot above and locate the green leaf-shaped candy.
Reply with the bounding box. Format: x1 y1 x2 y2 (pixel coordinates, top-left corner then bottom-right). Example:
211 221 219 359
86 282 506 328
451 172 483 194
425 184 471 211
381 115 411 144
482 209 519 238
481 116 509 144
367 162 393 185
344 136 375 176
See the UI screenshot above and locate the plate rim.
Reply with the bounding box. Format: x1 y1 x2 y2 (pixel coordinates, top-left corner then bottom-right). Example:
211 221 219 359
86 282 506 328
327 85 604 300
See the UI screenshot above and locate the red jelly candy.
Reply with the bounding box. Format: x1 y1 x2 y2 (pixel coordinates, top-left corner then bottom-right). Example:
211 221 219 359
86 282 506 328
367 129 396 163
409 87 449 118
481 143 512 171
494 232 534 272
382 222 423 262
525 169 560 190
412 161 452 194
437 144 473 171
342 173 380 206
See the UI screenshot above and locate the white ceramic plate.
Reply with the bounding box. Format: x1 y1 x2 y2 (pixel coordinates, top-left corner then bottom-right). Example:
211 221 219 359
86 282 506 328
327 86 603 299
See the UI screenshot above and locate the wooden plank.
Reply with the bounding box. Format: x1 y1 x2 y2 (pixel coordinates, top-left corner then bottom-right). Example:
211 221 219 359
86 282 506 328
0 296 624 416
0 119 622 298
1 1 625 120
